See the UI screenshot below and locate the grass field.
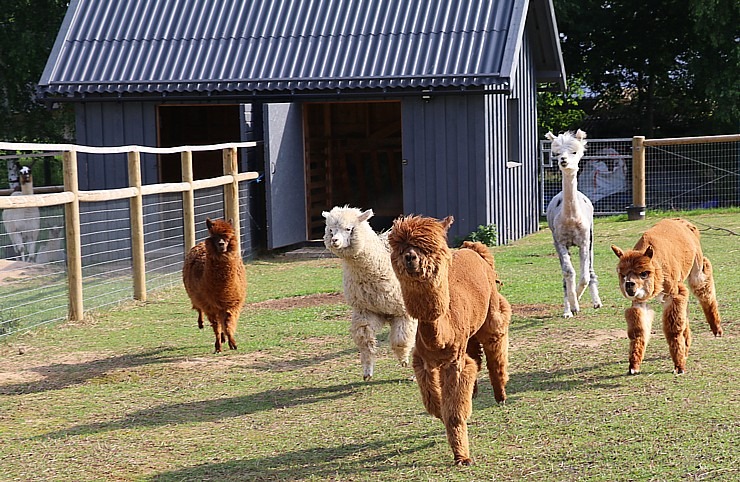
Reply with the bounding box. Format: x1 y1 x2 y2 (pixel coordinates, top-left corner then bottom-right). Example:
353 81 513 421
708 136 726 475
1 210 737 481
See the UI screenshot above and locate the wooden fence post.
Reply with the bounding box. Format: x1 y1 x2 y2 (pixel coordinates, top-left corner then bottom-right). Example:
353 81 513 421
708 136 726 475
181 151 196 252
222 147 241 255
128 151 146 301
63 150 84 321
628 136 646 220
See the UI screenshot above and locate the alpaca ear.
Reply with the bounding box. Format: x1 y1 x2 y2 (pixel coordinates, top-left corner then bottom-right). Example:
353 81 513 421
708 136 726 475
358 209 374 223
440 216 454 231
611 245 624 258
227 218 233 226
545 131 555 141
322 211 330 219
575 129 587 141
206 218 213 230
644 245 654 259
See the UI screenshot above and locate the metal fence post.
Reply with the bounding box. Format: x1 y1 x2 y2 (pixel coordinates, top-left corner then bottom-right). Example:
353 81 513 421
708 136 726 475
63 150 84 321
628 136 646 220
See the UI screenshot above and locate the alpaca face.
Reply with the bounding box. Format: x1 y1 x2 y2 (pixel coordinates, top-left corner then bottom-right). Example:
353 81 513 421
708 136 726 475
389 215 453 281
611 245 656 302
547 129 587 173
205 218 236 254
322 206 373 255
19 166 33 186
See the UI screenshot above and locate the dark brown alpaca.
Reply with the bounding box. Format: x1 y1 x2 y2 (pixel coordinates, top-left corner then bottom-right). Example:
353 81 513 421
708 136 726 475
388 215 511 466
183 218 247 353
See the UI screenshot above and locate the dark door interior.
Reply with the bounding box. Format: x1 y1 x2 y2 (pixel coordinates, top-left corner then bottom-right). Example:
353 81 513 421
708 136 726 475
158 105 241 182
304 101 403 238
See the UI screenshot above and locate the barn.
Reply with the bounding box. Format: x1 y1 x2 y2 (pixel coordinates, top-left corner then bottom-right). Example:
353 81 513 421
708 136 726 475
37 0 566 252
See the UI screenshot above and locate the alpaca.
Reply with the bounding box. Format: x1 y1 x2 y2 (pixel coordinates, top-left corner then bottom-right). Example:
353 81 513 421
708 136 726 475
2 166 40 262
611 218 722 374
323 206 417 380
183 218 247 353
546 130 602 317
389 215 511 466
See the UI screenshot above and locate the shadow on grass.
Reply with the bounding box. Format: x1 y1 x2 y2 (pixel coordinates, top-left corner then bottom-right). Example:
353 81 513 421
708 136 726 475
35 378 410 440
244 347 358 373
148 432 439 482
0 347 180 395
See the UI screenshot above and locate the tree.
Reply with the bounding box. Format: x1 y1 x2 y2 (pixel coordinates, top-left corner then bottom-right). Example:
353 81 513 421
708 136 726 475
553 0 739 137
0 0 72 142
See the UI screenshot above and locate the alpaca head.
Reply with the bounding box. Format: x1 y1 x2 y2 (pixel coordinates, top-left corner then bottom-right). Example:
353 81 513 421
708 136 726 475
322 206 373 256
388 214 453 282
611 244 661 302
17 166 33 193
205 218 237 254
546 129 587 174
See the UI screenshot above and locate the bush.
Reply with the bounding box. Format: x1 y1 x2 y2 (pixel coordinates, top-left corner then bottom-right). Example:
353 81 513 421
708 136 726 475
456 224 498 247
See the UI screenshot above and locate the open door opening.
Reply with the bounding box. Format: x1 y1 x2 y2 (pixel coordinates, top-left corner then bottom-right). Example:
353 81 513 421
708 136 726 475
158 105 241 182
304 101 403 239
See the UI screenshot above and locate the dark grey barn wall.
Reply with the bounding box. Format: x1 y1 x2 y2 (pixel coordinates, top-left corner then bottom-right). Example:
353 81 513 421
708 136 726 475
486 33 540 245
400 95 489 242
75 102 159 190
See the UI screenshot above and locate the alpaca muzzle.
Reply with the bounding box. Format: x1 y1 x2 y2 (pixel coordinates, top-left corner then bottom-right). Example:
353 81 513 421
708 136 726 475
403 249 421 273
624 281 636 297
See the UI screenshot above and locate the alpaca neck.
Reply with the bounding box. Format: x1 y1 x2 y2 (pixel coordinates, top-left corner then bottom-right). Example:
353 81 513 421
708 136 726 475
401 264 455 345
20 182 34 195
560 170 581 219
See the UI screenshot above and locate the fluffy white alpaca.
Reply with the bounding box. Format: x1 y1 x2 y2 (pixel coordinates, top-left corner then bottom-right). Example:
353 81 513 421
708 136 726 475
546 130 602 318
323 206 417 380
2 166 40 262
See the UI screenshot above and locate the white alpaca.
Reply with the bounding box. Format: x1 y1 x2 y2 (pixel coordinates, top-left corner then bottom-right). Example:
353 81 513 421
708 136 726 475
323 206 417 380
546 130 602 318
2 166 40 262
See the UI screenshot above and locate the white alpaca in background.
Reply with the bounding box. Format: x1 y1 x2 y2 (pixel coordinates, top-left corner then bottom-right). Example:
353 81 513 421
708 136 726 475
323 206 417 380
546 130 602 318
2 166 40 262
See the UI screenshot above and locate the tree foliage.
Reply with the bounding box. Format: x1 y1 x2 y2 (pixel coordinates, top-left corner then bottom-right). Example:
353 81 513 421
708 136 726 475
552 0 739 137
0 0 72 142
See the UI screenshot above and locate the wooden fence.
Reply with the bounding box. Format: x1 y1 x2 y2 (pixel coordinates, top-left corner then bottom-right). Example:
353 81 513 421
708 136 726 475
0 141 258 323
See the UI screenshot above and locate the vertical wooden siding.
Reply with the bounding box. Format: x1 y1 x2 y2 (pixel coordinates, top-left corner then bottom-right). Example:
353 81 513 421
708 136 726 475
401 95 488 242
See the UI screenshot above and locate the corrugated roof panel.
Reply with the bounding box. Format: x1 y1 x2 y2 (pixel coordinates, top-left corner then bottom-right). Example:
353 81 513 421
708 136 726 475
37 0 563 98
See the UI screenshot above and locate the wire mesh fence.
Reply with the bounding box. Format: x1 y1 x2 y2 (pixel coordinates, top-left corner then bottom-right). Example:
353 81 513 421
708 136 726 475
540 138 633 216
0 141 258 339
540 135 740 216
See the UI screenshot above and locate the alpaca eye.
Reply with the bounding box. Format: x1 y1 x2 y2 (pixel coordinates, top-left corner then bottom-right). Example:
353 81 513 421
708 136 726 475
640 271 649 279
346 227 352 232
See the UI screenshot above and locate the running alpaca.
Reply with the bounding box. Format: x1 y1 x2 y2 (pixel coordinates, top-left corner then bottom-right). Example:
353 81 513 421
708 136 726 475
323 206 417 380
2 166 40 262
546 130 602 317
389 215 511 466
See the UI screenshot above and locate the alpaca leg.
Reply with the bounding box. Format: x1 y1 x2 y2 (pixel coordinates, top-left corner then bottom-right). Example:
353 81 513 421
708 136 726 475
195 308 204 329
576 245 590 299
224 311 238 351
412 353 442 418
441 355 478 466
556 244 578 317
210 316 223 353
584 239 603 309
466 338 483 398
389 316 417 367
662 285 691 374
350 310 382 380
480 293 511 402
625 303 653 375
688 256 723 336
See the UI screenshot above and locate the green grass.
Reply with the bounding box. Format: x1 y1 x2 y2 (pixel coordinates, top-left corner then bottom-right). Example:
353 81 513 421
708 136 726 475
0 210 737 481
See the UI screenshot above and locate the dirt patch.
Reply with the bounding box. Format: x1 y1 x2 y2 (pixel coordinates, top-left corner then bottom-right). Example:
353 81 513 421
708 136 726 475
512 303 558 318
247 292 345 311
570 329 628 348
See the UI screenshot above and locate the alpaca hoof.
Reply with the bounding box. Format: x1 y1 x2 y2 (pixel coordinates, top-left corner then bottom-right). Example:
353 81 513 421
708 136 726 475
628 368 640 375
714 327 723 337
563 312 574 318
363 374 372 381
674 368 685 375
198 322 204 329
454 457 474 466
400 360 409 367
593 302 602 309
229 343 237 350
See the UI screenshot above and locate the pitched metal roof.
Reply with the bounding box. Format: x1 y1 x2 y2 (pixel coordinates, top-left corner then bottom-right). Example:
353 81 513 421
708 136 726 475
38 0 565 100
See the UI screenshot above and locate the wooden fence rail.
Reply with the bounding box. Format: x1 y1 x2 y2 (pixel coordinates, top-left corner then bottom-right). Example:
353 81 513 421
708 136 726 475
0 141 258 322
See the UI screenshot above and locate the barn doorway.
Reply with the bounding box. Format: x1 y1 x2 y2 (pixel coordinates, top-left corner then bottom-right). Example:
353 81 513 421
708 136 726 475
157 104 241 182
303 101 403 239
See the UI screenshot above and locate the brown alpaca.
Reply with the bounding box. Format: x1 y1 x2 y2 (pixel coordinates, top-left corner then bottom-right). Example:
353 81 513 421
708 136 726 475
183 218 247 353
611 218 722 375
388 215 511 466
